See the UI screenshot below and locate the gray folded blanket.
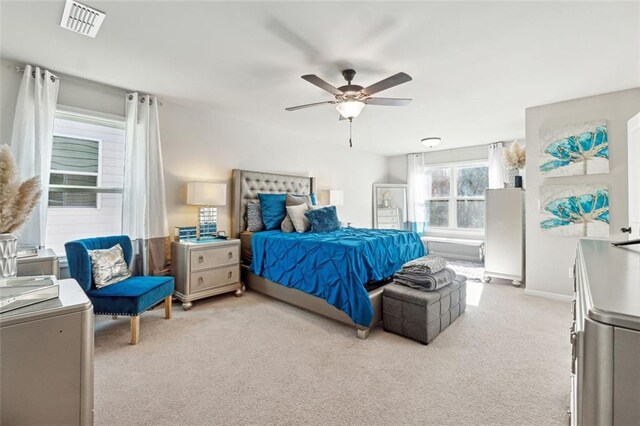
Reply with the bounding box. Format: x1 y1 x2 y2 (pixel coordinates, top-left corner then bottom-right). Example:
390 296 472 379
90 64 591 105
400 255 447 275
394 267 457 292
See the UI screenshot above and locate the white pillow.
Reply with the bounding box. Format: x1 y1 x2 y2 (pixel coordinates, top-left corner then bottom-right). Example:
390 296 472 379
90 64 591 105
286 203 310 233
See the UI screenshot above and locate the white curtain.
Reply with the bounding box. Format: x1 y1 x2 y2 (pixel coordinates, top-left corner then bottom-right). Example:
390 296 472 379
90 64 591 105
10 65 60 247
123 93 169 275
407 153 426 233
488 142 506 189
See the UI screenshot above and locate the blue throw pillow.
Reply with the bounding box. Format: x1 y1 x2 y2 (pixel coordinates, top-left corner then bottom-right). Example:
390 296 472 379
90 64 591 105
258 193 287 230
305 206 340 233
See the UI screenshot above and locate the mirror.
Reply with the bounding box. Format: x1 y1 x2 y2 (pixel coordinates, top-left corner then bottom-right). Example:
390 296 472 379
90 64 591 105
373 184 408 230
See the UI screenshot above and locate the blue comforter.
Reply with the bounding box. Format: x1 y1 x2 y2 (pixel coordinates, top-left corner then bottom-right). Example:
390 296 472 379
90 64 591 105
250 228 425 326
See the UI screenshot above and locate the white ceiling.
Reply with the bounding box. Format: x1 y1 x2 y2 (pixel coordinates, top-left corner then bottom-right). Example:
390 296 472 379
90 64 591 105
1 1 638 156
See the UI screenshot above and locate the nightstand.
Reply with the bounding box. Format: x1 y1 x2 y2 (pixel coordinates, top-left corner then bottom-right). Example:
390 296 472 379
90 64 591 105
171 239 243 310
17 248 60 278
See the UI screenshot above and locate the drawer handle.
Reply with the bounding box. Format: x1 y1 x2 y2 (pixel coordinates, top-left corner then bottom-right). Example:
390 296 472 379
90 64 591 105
198 255 204 263
198 276 204 284
228 271 233 279
227 251 233 259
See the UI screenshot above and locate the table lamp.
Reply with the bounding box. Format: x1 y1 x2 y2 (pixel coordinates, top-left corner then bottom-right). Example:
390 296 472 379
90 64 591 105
187 182 226 239
329 189 344 206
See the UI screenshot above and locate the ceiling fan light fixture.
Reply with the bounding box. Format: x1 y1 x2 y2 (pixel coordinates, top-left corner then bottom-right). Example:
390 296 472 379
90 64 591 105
421 137 442 148
336 100 365 119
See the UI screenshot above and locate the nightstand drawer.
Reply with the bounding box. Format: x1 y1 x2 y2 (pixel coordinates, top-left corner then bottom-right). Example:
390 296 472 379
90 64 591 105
190 265 239 293
190 245 239 271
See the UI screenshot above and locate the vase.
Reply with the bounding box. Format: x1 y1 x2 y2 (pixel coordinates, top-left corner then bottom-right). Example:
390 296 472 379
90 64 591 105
0 233 18 278
506 169 518 188
514 175 523 188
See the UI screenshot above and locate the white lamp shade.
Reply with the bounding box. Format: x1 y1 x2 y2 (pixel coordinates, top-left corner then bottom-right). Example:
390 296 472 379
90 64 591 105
336 100 365 119
329 189 344 206
187 182 227 206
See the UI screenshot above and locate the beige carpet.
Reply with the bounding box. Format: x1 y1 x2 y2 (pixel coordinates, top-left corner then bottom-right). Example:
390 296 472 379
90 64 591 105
94 281 570 425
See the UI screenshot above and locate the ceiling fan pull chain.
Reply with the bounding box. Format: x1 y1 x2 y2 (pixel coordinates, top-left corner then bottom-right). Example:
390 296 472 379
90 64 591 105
349 118 353 148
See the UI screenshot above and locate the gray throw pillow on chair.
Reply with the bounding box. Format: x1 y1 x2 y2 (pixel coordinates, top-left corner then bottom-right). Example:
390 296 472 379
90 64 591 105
88 244 132 288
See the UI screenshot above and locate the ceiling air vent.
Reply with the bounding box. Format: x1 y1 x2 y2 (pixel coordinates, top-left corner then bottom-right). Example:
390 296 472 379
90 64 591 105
60 0 105 38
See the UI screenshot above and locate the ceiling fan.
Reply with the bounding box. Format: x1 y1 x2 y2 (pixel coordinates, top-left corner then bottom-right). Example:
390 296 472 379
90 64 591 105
285 69 412 147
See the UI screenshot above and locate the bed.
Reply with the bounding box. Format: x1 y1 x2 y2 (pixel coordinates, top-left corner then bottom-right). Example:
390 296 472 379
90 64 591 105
231 169 425 338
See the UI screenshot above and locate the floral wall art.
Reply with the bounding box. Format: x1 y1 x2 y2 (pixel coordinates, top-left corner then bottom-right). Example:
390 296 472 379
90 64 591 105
539 184 609 237
539 120 608 177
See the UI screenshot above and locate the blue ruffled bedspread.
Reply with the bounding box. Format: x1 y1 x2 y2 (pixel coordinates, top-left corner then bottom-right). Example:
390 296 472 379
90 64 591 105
250 228 425 327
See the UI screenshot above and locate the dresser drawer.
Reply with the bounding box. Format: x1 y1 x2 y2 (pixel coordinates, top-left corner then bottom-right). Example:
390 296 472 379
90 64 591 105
378 209 399 217
379 223 402 230
378 217 399 224
190 265 239 293
190 245 239 271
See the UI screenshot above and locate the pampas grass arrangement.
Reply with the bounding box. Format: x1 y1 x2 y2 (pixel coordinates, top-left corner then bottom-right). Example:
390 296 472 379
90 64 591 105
0 144 42 234
503 141 526 170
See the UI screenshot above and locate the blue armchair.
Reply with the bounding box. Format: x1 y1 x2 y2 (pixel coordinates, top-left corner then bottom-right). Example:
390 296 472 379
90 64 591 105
65 235 174 345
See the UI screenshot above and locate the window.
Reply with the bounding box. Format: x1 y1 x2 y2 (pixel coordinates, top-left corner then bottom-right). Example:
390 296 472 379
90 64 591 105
423 162 488 232
45 109 126 255
49 135 101 208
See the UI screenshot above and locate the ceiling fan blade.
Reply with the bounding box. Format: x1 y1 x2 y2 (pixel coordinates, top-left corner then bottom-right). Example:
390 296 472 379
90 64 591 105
362 72 412 96
301 74 343 95
285 101 334 111
365 97 412 106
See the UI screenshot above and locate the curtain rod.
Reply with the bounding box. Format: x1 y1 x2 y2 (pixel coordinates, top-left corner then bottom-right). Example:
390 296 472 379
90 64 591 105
13 64 164 105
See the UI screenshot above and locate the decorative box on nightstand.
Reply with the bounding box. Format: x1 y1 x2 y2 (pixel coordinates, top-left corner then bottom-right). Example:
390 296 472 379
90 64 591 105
171 238 243 310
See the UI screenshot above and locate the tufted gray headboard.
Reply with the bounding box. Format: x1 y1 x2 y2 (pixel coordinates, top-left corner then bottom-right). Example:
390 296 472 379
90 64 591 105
231 169 317 238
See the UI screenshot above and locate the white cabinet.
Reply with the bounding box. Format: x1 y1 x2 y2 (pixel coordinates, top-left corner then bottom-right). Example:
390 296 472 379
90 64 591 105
372 184 408 230
1 279 94 425
483 188 525 286
572 239 640 425
376 207 402 230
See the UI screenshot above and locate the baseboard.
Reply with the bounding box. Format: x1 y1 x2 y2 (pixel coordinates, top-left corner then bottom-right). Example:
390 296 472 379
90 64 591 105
523 288 573 302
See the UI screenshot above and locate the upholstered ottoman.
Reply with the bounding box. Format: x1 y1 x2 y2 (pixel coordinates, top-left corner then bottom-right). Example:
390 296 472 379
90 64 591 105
383 275 467 344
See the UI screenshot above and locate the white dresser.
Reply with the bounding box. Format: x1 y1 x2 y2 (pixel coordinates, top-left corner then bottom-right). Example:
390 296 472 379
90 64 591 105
376 207 403 230
571 239 640 425
171 239 243 310
483 188 525 286
0 279 94 425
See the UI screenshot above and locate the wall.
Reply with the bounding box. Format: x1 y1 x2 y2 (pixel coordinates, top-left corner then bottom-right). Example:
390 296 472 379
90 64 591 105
387 145 489 183
159 102 388 234
1 60 126 143
0 61 23 144
0 59 388 246
525 88 640 298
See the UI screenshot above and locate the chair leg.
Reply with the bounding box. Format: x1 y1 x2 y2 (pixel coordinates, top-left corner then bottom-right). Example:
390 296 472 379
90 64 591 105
164 296 172 319
130 315 140 345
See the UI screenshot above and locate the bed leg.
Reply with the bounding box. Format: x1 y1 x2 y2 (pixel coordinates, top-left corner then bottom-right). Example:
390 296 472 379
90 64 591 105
356 327 370 340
